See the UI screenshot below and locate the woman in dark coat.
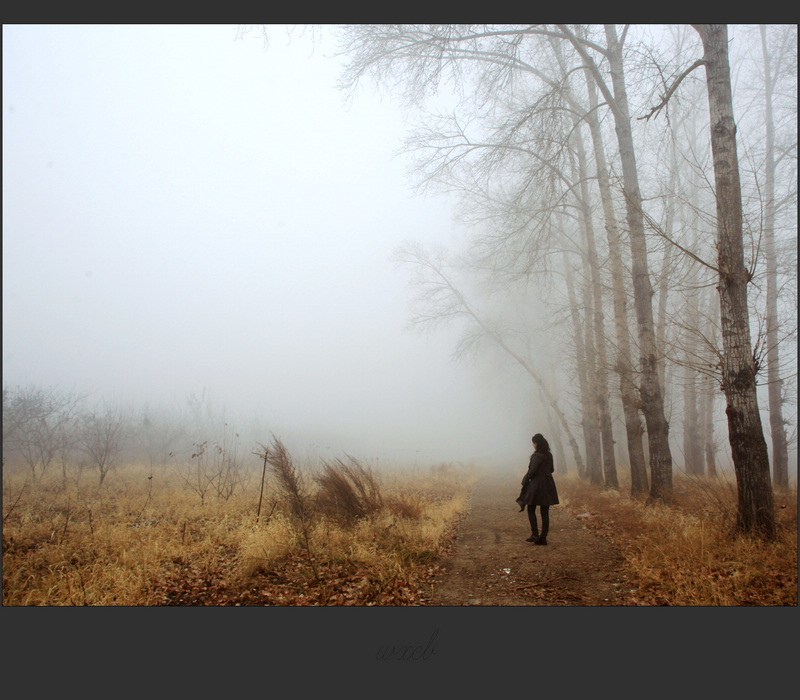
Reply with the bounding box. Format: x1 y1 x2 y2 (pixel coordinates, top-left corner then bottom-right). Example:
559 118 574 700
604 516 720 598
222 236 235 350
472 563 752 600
516 433 559 545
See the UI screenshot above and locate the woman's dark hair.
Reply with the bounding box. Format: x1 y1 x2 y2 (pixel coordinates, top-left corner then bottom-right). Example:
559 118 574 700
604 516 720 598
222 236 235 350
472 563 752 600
531 433 551 453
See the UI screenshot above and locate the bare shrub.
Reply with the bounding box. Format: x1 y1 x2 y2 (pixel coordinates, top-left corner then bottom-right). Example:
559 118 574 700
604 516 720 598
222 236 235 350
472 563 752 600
78 405 127 486
314 456 383 525
3 384 85 483
207 427 249 502
176 424 250 505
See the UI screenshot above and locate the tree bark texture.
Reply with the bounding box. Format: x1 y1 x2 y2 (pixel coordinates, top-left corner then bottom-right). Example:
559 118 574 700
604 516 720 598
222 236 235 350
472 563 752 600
579 251 604 485
583 67 648 495
562 246 594 481
700 285 719 477
694 24 775 538
571 125 619 488
602 25 674 500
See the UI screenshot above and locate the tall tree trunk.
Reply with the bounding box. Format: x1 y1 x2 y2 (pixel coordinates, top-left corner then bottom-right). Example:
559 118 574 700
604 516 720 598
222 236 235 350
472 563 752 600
601 24 674 500
545 411 567 476
654 141 679 438
699 375 717 477
682 359 703 475
669 144 704 477
562 246 595 481
551 35 625 490
560 244 589 479
693 24 775 538
655 236 674 398
700 284 719 478
582 66 648 496
571 125 618 488
579 251 604 485
702 395 718 476
759 24 789 490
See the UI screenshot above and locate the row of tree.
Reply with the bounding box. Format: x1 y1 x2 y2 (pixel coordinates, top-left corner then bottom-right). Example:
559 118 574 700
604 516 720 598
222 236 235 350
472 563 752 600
3 385 124 486
2 386 249 493
331 24 797 539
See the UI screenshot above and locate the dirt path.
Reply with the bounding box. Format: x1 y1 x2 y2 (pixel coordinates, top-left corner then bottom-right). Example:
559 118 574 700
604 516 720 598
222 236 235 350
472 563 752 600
430 470 631 606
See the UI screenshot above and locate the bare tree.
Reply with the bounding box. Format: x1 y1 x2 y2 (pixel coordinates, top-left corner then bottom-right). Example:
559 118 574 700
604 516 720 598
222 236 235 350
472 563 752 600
758 24 795 490
78 404 127 487
568 120 619 489
337 24 676 494
552 24 675 501
578 45 648 495
692 24 775 538
561 245 594 481
3 385 42 478
177 441 215 506
336 25 796 508
53 392 85 485
2 385 84 483
699 286 721 477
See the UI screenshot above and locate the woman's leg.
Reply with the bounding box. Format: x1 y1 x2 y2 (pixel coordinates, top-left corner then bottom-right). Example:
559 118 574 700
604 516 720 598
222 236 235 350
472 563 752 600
540 506 550 537
527 505 539 539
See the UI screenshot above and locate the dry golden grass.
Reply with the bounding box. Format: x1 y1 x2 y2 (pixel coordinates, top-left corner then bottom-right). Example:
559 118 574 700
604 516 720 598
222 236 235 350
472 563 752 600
3 465 243 605
2 456 479 606
560 473 797 606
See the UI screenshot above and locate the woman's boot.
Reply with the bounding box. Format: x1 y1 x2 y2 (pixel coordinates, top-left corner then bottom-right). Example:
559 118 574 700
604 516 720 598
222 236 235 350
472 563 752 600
535 507 549 545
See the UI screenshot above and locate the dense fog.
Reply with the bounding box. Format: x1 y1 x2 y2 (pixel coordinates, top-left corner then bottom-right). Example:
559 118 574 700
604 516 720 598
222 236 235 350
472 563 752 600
3 25 797 481
2 25 546 468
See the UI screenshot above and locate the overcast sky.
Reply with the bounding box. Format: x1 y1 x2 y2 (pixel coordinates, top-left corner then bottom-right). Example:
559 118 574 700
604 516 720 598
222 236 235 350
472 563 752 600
3 24 543 467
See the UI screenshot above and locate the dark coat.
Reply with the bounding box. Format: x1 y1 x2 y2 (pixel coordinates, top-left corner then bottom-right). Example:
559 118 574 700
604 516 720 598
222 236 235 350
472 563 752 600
517 451 559 508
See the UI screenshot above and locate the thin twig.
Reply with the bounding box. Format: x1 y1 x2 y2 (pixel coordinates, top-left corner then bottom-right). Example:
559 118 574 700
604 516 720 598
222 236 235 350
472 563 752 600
624 188 718 272
638 58 707 121
254 446 269 523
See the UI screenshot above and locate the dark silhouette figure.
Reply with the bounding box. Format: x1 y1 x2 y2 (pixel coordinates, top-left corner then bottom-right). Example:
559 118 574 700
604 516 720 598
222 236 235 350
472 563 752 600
516 433 559 545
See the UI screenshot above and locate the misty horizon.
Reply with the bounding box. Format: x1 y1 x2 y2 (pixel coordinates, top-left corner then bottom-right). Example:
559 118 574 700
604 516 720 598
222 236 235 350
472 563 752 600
3 25 547 468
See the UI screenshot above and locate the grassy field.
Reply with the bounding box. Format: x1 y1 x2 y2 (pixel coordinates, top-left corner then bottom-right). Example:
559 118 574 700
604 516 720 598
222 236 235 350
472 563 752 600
3 443 796 606
559 473 797 606
2 438 477 606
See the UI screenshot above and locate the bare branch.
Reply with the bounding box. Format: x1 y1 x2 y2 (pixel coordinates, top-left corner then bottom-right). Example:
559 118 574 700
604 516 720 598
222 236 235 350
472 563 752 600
623 188 719 273
638 58 708 121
